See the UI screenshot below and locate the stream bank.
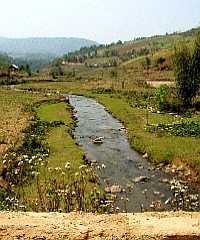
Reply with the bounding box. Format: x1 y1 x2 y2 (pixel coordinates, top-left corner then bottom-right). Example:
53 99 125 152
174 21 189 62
69 95 200 212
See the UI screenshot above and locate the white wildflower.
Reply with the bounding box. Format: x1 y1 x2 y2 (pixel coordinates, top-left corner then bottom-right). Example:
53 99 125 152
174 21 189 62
65 162 70 169
29 159 32 164
101 164 106 169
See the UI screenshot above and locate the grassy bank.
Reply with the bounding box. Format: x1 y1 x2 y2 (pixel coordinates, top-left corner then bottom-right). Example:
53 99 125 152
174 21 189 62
36 101 84 171
0 94 108 212
91 93 200 181
23 100 87 211
17 81 200 182
0 88 57 165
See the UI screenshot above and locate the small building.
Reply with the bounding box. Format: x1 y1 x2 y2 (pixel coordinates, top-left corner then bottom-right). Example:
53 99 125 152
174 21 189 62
9 64 19 71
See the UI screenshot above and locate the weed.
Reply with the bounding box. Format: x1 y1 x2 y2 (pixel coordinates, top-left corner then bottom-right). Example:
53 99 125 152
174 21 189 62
148 120 200 137
0 100 111 213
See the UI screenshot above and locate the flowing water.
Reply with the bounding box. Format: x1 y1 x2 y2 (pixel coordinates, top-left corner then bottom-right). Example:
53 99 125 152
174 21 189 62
69 95 199 212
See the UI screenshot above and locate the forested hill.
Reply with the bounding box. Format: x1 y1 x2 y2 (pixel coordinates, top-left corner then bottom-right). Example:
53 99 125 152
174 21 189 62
0 37 98 58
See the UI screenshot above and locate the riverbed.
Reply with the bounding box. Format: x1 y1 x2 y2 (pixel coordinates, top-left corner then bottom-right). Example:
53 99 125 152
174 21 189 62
69 95 199 212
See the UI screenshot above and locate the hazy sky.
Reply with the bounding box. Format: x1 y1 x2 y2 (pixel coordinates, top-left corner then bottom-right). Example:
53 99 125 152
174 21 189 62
0 0 200 43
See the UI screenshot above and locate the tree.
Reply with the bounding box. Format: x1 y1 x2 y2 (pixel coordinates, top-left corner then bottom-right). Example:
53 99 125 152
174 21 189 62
110 69 118 78
25 64 32 77
174 33 200 108
191 33 200 96
155 85 170 110
156 56 166 66
145 57 151 70
117 40 123 45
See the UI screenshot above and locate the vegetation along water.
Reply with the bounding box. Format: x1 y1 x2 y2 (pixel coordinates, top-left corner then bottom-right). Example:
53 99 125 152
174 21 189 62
0 27 200 213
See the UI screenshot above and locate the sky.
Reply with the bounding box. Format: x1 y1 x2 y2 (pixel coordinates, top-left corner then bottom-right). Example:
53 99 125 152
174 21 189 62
0 0 200 43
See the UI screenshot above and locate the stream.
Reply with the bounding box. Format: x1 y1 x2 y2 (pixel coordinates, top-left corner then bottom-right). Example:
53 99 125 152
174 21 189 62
69 95 199 212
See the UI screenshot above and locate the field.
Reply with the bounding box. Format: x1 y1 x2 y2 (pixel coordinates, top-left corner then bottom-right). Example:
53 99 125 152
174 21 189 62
0 88 56 161
15 79 200 184
0 87 107 212
36 102 83 171
0 28 200 213
92 93 200 180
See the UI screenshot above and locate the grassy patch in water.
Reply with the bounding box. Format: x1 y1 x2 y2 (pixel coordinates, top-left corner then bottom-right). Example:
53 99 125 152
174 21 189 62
36 102 84 170
0 98 109 212
22 101 108 212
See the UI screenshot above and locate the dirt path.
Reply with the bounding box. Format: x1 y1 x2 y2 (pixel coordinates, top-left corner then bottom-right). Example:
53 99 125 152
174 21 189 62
0 211 199 240
147 80 174 87
147 80 175 88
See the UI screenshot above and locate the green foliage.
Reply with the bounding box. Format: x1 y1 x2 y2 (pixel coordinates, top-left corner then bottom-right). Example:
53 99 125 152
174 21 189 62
110 69 118 78
0 188 7 210
145 57 151 69
170 179 199 211
155 84 170 110
0 100 112 213
0 54 11 66
25 64 32 76
1 121 52 189
149 120 200 137
50 66 64 79
30 164 110 213
0 135 6 144
23 120 64 154
192 33 200 93
156 56 166 65
174 33 200 107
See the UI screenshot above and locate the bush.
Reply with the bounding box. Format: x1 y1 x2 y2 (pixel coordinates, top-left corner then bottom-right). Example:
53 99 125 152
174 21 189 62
174 33 200 108
156 56 166 65
148 120 200 137
154 84 170 111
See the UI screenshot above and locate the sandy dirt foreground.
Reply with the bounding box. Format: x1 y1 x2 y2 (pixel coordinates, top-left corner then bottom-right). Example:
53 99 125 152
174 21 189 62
0 211 200 240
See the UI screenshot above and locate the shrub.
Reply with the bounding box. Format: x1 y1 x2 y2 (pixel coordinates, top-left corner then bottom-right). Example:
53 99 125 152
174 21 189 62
156 56 166 65
148 120 200 137
154 84 170 111
174 33 200 108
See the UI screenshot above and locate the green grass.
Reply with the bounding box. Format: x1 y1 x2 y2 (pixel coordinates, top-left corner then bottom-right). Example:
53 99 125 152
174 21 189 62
37 102 73 124
22 100 105 212
36 102 84 171
23 101 81 202
92 93 200 176
18 75 200 182
85 56 118 64
17 80 200 179
0 88 56 163
14 27 200 182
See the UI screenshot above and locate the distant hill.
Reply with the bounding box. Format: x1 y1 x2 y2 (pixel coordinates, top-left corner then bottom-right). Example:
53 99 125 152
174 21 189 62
0 52 12 66
46 26 199 83
0 37 98 58
57 26 200 67
0 37 98 70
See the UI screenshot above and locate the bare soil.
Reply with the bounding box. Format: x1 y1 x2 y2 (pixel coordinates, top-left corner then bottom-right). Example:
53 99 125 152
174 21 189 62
147 80 174 87
0 211 199 240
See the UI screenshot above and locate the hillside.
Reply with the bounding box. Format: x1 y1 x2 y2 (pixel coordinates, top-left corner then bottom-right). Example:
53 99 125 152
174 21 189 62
0 37 98 70
45 26 200 87
0 26 200 217
0 53 12 79
58 26 200 65
0 37 98 57
0 53 12 66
